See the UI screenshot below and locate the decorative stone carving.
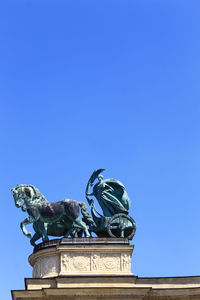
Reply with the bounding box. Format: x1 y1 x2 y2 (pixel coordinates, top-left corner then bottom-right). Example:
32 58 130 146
61 254 69 271
103 257 118 270
72 255 90 271
121 254 130 271
91 254 98 270
29 238 133 278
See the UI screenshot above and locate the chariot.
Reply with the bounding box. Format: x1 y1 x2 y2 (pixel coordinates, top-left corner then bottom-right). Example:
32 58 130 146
89 209 136 239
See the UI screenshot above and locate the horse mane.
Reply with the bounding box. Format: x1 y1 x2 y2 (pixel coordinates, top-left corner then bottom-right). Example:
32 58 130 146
16 184 47 203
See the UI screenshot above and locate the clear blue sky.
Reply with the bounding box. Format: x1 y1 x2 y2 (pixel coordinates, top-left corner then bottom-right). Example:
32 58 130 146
1 0 200 299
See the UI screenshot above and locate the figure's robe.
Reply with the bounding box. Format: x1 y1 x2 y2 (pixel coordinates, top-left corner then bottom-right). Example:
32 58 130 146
93 179 130 217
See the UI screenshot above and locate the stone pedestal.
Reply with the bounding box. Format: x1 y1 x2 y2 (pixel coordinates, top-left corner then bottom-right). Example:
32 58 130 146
11 238 200 299
29 238 133 278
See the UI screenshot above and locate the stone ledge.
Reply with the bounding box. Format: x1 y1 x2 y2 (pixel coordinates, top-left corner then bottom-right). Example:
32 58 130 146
25 275 137 290
33 238 130 253
24 275 200 291
12 286 200 300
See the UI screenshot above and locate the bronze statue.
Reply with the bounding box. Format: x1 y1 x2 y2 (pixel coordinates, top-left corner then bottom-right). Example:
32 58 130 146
12 184 93 246
12 170 136 246
86 169 130 216
85 169 136 239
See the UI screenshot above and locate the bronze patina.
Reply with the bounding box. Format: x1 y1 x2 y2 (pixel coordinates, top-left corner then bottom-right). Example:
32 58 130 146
85 169 136 239
12 185 93 246
12 169 136 246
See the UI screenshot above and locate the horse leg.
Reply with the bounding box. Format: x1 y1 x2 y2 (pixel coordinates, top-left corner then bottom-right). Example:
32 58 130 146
20 216 34 239
64 225 82 238
41 223 49 242
64 228 73 238
32 222 43 246
36 222 49 242
30 233 41 247
73 217 91 237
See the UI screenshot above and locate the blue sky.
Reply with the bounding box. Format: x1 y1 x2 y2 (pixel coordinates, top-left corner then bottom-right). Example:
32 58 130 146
1 1 200 299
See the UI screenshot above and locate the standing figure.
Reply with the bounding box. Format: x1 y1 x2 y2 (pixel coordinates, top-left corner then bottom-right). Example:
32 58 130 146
62 255 69 271
91 254 98 270
86 169 130 217
121 254 130 271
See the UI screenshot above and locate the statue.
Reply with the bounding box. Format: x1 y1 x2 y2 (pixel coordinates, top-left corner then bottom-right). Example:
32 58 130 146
11 184 94 246
86 169 130 217
85 169 136 239
12 169 136 246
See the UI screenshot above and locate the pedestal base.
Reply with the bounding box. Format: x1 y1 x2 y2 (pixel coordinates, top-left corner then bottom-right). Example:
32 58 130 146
12 239 200 299
29 238 133 278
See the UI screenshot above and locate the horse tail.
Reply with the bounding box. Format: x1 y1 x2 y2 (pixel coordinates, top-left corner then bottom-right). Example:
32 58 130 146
78 202 95 225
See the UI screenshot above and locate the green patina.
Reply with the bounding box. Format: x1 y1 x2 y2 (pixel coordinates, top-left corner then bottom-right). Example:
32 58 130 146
12 169 136 246
85 169 136 239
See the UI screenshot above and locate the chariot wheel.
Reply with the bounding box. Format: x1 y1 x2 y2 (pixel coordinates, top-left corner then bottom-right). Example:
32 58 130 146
107 213 136 239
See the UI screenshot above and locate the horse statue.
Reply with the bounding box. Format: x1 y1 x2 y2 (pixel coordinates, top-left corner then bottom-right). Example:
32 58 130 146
11 184 94 246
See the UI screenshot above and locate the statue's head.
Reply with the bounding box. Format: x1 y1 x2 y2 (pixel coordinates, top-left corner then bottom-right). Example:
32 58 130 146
98 175 104 183
12 185 47 210
12 185 28 210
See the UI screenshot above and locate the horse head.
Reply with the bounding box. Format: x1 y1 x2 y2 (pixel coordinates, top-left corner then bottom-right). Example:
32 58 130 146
12 185 28 210
11 184 47 211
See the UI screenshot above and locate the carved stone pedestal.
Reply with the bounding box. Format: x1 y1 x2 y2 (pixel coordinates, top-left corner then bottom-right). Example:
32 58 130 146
12 238 200 299
29 238 133 278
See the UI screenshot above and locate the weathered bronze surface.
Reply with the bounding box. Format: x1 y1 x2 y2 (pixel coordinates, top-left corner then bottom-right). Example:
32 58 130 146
12 169 136 246
12 185 93 246
85 169 136 239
